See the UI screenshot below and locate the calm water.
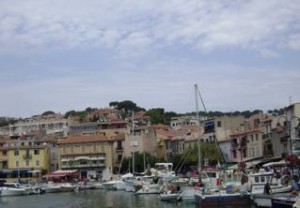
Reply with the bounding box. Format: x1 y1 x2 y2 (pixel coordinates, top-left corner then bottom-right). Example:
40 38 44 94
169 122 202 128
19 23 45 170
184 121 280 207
0 189 196 208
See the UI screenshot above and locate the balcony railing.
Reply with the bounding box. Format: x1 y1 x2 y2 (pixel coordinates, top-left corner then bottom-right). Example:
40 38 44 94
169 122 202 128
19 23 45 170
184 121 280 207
116 147 123 152
23 154 32 160
61 163 105 168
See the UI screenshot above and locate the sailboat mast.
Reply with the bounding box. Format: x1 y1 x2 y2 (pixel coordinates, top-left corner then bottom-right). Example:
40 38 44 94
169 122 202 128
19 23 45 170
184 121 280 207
194 84 201 173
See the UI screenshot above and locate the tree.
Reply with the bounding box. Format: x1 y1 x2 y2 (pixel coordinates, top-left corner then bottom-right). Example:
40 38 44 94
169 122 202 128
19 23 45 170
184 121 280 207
42 111 55 116
109 101 119 108
146 108 165 124
116 100 137 115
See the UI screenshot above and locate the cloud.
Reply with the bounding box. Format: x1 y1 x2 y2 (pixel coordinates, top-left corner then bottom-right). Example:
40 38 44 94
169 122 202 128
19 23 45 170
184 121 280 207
0 0 299 56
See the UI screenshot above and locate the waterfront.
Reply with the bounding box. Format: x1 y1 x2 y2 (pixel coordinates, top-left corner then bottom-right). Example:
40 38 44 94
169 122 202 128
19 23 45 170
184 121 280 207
0 189 196 208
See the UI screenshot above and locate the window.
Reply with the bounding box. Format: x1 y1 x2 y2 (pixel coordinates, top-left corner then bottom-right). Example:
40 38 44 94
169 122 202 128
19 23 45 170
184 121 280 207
34 150 40 155
118 154 122 162
82 145 85 153
93 144 96 152
26 160 29 166
255 134 259 141
217 121 222 127
16 161 19 167
36 160 40 166
14 150 19 156
232 150 237 158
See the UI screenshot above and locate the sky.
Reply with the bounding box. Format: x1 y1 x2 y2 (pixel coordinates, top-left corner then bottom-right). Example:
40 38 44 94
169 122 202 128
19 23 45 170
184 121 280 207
1 0 300 118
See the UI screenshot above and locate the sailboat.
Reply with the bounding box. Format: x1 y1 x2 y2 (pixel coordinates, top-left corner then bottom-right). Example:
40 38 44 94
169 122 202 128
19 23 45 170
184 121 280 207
193 84 252 207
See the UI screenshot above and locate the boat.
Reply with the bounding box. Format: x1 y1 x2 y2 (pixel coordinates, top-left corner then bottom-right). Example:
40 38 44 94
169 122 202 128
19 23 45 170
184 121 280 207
159 181 181 201
159 192 181 202
195 188 252 207
272 195 298 208
0 182 30 196
152 163 176 181
249 169 292 207
102 173 135 191
42 182 62 193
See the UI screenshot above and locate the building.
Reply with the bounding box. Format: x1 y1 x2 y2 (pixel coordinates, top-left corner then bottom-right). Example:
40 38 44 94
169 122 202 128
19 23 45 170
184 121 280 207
0 136 50 179
9 114 69 137
124 125 158 159
58 135 115 181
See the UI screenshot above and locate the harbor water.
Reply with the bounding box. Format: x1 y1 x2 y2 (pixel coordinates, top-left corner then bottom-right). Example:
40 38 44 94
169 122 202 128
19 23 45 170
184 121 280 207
0 189 197 208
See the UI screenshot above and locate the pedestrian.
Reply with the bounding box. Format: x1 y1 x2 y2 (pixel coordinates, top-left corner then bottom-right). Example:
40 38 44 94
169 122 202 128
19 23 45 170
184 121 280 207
264 182 271 195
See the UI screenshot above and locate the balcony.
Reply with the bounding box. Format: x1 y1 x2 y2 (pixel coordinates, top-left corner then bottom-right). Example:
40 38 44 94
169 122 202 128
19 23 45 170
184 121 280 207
115 147 123 152
280 135 289 143
23 154 32 160
262 133 273 140
61 163 105 169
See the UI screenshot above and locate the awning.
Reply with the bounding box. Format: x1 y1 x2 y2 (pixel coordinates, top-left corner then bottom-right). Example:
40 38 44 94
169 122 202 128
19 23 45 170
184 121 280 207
227 160 263 170
42 169 79 178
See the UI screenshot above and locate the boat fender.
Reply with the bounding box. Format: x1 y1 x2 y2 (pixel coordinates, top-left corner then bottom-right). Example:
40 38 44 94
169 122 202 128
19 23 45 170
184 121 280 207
216 178 221 186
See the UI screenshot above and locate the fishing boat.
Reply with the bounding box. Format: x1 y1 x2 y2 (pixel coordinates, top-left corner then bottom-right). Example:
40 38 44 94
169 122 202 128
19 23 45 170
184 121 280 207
250 169 292 207
195 180 252 207
271 195 298 208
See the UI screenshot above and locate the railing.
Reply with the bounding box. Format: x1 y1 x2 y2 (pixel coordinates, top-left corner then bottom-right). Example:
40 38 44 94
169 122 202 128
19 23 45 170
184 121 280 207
23 154 32 160
116 147 123 152
61 163 105 168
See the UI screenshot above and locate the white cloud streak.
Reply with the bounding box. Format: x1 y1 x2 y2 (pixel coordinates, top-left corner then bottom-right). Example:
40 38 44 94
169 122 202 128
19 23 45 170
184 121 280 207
0 0 300 55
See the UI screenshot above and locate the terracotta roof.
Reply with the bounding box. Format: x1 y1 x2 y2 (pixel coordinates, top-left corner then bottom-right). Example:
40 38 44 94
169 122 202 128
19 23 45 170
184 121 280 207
155 129 177 139
58 135 110 144
115 133 125 140
152 124 170 131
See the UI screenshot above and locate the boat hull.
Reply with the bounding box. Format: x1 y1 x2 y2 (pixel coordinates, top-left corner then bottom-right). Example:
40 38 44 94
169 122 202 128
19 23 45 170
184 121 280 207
0 187 29 196
271 196 296 208
195 192 252 207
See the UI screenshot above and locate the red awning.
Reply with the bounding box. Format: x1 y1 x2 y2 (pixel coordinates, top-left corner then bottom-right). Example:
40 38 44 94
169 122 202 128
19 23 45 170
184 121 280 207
43 170 79 178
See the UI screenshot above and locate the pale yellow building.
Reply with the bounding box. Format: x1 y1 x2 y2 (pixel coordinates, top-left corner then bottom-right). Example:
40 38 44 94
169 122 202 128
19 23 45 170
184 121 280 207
58 135 115 181
0 138 50 179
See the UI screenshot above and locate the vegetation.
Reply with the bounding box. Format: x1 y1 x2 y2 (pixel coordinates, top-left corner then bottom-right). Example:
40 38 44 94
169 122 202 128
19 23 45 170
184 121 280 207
119 152 159 174
1 99 286 126
0 117 18 127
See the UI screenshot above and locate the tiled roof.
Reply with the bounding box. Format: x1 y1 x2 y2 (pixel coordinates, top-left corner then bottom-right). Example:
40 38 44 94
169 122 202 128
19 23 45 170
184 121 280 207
58 135 110 144
115 133 125 140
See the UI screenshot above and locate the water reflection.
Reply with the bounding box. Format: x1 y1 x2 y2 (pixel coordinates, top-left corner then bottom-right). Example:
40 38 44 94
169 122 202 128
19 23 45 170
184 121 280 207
0 190 195 208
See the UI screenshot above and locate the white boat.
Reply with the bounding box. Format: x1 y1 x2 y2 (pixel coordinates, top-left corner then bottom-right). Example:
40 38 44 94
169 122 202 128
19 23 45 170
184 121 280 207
152 163 176 181
249 170 292 207
0 183 30 196
159 192 181 202
42 182 63 193
134 183 161 194
272 195 298 208
102 173 135 191
178 186 197 202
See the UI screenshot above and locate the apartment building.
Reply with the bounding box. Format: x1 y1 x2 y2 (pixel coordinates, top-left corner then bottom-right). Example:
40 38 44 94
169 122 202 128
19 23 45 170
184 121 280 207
9 114 69 137
0 136 50 179
58 135 115 181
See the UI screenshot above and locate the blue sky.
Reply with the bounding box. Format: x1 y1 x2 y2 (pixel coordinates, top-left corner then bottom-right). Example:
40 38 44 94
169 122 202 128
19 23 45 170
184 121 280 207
1 0 300 118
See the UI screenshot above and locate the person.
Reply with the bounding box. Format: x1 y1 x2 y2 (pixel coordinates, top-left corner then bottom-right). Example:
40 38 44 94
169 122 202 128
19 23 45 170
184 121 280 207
290 177 299 196
264 182 271 195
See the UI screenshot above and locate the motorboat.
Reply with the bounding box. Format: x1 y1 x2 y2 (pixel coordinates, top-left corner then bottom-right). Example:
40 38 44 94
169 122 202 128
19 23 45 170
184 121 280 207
249 170 292 207
272 195 298 208
0 182 30 196
102 173 134 191
194 185 251 207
